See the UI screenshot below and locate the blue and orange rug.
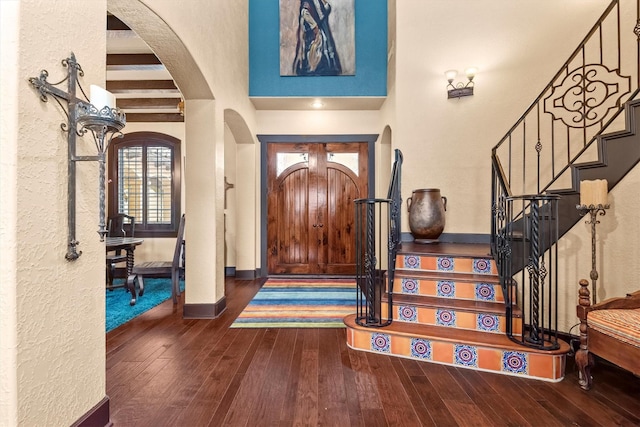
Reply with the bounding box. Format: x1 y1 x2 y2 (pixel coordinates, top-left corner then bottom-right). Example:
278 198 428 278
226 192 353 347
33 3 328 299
231 279 358 328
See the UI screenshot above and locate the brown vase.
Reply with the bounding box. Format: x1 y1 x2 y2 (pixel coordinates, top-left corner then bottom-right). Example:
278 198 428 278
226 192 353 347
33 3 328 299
407 188 447 244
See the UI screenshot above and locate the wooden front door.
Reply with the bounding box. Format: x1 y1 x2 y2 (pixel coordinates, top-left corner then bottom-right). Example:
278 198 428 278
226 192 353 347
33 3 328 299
267 142 368 275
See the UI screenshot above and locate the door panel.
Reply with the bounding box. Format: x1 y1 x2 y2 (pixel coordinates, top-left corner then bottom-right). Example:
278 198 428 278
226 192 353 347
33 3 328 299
267 142 368 275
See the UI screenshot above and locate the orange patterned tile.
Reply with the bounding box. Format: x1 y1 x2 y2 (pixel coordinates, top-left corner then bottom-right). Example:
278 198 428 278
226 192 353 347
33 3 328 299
528 353 555 379
477 347 502 371
455 258 473 273
352 330 370 350
391 335 411 357
456 284 476 300
421 279 437 296
432 341 453 363
418 307 436 324
456 312 476 330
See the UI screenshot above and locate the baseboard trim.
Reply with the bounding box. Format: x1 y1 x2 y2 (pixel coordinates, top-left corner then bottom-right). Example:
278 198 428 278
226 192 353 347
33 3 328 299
225 266 236 277
235 269 258 280
401 232 490 244
183 296 227 319
71 396 112 427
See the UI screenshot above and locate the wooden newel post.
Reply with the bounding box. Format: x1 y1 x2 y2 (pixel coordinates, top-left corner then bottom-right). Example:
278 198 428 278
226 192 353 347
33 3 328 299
576 279 594 390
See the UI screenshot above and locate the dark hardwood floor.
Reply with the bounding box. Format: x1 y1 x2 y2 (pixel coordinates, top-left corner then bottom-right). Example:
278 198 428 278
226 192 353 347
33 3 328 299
106 277 640 426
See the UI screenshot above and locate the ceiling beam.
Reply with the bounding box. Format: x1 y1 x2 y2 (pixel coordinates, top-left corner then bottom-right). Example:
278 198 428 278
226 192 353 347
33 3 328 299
117 98 181 109
107 54 162 66
125 113 184 123
106 80 178 92
107 15 131 31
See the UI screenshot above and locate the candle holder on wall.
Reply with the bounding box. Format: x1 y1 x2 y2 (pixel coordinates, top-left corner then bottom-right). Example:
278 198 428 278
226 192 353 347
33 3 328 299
29 53 126 261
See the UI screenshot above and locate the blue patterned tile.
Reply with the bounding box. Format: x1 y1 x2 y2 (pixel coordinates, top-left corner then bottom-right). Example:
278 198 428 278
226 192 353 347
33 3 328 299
437 280 455 298
411 338 432 359
437 257 454 271
398 305 417 322
371 333 391 353
454 344 478 367
473 258 492 274
401 277 419 294
436 309 456 327
477 314 500 332
502 351 528 374
404 255 420 269
475 283 496 301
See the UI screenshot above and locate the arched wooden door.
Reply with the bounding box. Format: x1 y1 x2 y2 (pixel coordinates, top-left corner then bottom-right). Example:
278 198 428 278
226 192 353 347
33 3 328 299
267 142 368 275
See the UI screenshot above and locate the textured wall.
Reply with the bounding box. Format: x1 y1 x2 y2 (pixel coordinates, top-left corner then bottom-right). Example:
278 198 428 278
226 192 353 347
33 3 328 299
1 0 108 425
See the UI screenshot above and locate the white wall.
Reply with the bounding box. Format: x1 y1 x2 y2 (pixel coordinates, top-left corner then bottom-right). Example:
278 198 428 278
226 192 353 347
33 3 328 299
224 122 238 268
1 1 108 424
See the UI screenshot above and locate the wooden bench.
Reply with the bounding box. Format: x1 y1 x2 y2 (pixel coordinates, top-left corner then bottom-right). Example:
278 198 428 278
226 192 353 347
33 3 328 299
576 279 640 390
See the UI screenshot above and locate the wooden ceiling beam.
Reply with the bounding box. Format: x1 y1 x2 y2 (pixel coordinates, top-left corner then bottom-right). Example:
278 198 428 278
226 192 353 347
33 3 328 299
125 113 184 123
117 98 181 109
107 15 130 31
107 54 161 66
106 80 178 92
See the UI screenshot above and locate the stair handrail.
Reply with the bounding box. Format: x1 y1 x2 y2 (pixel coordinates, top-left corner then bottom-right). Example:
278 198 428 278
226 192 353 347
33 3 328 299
492 0 639 201
491 0 639 350
354 149 403 327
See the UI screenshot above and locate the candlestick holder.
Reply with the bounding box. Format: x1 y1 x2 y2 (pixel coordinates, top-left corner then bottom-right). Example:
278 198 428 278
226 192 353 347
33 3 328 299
576 203 609 304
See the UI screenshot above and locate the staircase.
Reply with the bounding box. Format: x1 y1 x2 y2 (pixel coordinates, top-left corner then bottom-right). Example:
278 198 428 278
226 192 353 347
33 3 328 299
344 242 570 382
346 0 637 382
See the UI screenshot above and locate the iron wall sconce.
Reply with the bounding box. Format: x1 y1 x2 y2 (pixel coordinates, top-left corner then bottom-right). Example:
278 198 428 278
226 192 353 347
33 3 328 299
29 53 126 261
445 67 477 99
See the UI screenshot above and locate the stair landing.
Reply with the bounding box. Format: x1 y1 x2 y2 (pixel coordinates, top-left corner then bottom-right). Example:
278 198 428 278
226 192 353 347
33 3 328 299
345 242 570 382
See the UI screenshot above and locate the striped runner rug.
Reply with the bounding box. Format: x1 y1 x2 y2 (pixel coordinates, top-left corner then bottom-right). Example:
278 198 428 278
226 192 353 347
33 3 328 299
231 279 358 328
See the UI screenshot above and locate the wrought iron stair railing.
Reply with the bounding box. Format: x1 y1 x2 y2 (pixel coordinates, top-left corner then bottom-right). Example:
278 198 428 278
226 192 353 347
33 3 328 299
491 0 640 349
354 149 402 327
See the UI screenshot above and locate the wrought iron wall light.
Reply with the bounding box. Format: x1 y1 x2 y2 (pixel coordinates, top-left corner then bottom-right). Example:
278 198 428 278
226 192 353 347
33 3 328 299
29 53 126 261
445 67 477 99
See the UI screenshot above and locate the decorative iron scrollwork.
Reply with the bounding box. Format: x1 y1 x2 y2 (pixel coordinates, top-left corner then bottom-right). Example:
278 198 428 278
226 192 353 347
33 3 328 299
544 64 630 128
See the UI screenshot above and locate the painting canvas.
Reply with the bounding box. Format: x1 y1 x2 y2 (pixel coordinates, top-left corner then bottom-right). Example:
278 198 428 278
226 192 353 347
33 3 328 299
280 0 355 76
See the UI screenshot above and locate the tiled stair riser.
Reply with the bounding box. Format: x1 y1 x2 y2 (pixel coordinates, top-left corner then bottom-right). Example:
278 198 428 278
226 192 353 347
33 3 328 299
393 277 505 303
381 302 522 335
346 328 565 382
398 255 497 275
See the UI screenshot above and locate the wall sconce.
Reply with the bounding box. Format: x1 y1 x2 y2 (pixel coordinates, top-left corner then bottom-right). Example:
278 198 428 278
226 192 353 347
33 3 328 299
29 53 126 261
445 67 477 99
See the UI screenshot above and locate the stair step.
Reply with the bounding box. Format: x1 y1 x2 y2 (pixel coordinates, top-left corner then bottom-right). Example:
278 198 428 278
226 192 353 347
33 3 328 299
396 252 497 275
382 294 521 334
392 272 505 302
344 314 569 382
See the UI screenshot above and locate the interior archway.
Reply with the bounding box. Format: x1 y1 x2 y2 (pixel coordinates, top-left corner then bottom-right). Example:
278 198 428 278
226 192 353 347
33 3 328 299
107 0 223 315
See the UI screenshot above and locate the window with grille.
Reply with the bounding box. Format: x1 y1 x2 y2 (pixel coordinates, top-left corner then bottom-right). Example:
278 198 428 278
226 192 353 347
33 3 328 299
108 132 181 237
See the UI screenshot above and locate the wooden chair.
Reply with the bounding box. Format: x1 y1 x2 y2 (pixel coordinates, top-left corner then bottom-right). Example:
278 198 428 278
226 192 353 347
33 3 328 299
576 279 640 390
131 214 185 304
106 213 135 290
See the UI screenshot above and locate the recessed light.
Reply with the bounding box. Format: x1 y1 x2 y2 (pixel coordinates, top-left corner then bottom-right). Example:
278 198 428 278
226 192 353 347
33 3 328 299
311 99 324 109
